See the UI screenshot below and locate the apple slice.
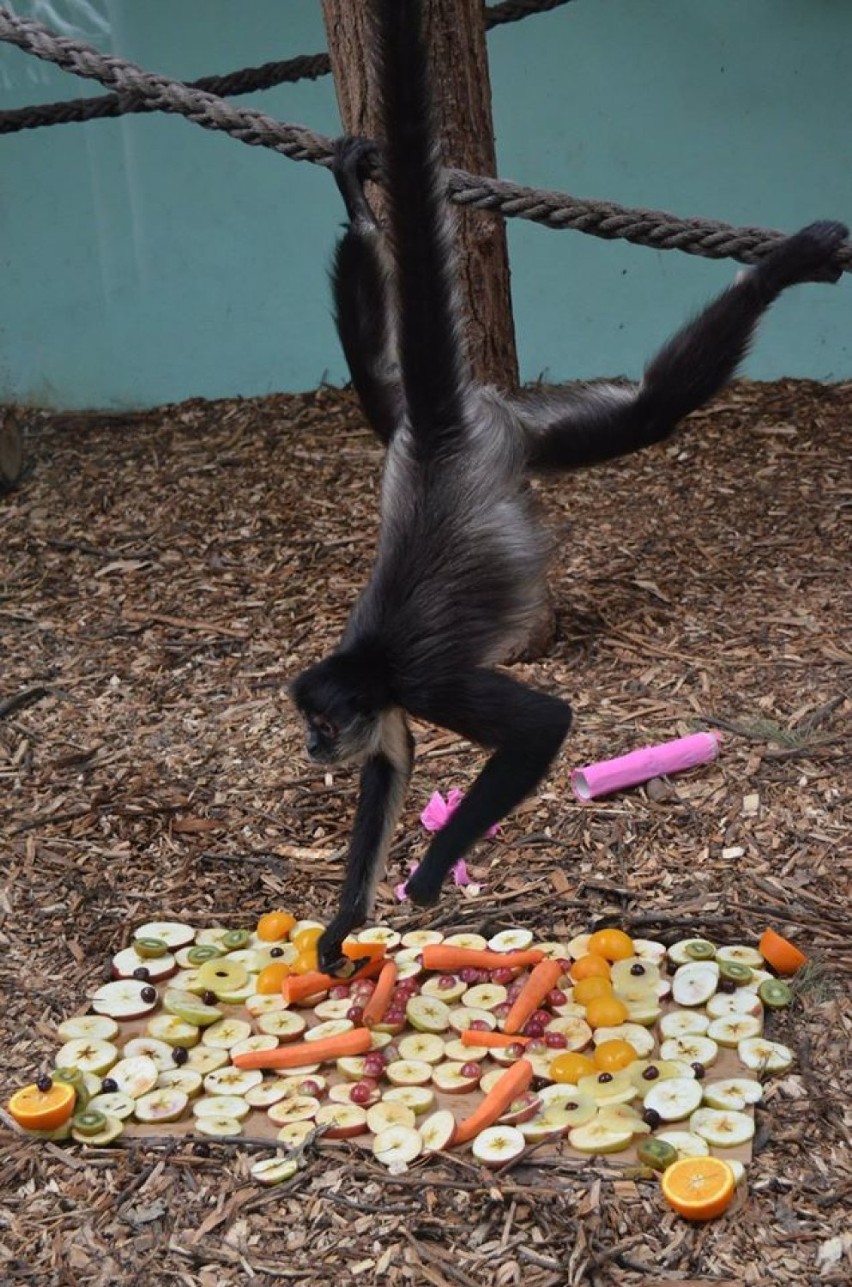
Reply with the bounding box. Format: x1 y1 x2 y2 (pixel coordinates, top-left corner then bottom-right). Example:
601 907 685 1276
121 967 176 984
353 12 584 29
518 1114 565 1143
717 944 764 969
382 1085 435 1115
146 1015 200 1049
444 933 488 951
567 933 592 959
471 1124 526 1164
256 1012 307 1041
195 958 249 996
70 1114 124 1145
398 1033 446 1065
420 1108 457 1152
461 984 508 1011
610 958 661 998
577 1071 636 1107
591 1024 654 1058
595 1103 650 1135
738 1037 794 1073
200 1018 253 1050
497 1092 542 1126
368 1101 417 1134
245 1079 296 1109
706 990 763 1019
195 1116 243 1138
395 957 424 982
56 1015 119 1043
632 939 667 966
328 1082 380 1108
659 1035 719 1068
421 975 466 1003
642 1076 703 1122
373 1124 423 1167
109 1055 159 1099
112 946 177 982
629 1059 694 1093
134 1089 189 1124
702 1078 763 1111
157 1069 203 1098
86 1090 135 1120
535 940 573 961
313 999 354 1022
135 920 196 950
567 1119 634 1155
203 1067 264 1097
449 1007 496 1035
245 994 288 1018
185 1046 229 1075
385 1059 433 1087
123 1037 176 1072
406 996 451 1034
275 1120 315 1149
479 1068 512 1095
545 1016 594 1051
267 1095 321 1126
193 1094 251 1121
357 926 401 950
230 1035 279 1060
162 989 222 1028
444 1038 485 1063
624 997 662 1026
431 1062 481 1095
659 1010 711 1039
667 937 717 966
401 929 445 949
655 1129 710 1159
671 962 719 1007
689 1106 755 1147
90 980 159 1021
487 929 534 953
305 1019 354 1044
251 1156 299 1186
706 1014 762 1047
314 1103 369 1139
538 1089 596 1131
55 1038 118 1077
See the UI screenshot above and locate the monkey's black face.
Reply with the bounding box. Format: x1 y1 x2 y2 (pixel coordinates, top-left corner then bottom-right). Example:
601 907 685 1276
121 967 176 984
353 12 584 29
291 653 383 767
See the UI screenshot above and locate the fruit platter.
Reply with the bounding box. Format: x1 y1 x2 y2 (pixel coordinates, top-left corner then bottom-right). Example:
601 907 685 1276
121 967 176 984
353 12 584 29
4 913 803 1210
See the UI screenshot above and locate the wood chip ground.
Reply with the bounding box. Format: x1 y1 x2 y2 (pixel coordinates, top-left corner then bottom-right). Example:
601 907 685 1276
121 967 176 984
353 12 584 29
1 379 850 1287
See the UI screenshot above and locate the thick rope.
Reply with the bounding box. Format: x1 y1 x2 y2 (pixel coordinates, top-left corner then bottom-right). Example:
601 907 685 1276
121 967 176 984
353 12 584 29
0 5 849 274
0 0 577 137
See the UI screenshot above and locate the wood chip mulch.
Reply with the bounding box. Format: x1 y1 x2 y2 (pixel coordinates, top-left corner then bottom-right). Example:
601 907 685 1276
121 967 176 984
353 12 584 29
1 379 850 1287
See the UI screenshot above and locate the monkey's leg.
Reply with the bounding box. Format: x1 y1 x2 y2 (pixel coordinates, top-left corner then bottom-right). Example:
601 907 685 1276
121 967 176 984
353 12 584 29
516 219 848 472
317 715 414 973
331 137 405 446
404 671 572 907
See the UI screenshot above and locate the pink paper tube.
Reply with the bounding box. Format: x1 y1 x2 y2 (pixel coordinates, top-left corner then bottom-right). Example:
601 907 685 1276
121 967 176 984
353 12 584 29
571 731 722 801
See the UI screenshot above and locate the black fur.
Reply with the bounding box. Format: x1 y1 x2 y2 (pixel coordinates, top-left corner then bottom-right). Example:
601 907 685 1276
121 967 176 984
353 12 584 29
292 0 847 972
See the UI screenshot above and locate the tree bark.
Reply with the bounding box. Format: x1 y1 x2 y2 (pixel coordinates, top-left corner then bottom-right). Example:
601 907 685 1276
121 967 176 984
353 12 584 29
320 0 519 391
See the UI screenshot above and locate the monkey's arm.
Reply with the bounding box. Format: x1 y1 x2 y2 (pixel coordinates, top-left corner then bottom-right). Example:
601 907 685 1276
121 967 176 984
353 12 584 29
317 712 414 973
331 137 405 447
513 220 848 472
404 671 571 907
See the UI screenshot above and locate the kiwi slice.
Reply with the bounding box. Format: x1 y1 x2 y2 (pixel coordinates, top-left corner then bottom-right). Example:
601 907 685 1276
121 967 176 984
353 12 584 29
72 1109 108 1136
53 1066 88 1109
133 936 169 959
637 1137 679 1172
187 944 225 965
718 960 753 985
684 940 716 961
758 978 793 1009
222 929 251 950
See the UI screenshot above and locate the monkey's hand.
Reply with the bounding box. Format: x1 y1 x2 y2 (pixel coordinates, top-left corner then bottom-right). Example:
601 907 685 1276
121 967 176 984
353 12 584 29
404 859 445 908
758 220 848 290
332 136 382 227
317 916 369 977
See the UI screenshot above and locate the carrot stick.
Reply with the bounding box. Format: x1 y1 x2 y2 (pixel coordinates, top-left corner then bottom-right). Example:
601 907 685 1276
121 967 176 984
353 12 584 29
282 957 383 1004
461 1030 530 1049
453 1058 534 1145
421 945 544 973
502 958 564 1035
232 1026 372 1070
361 959 398 1028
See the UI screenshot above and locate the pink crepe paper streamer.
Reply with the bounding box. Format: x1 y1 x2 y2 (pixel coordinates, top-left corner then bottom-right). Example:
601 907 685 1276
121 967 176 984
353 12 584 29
395 790 495 900
571 731 722 802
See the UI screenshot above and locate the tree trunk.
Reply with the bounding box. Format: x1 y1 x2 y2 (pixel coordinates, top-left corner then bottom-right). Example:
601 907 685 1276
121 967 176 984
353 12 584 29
320 0 519 391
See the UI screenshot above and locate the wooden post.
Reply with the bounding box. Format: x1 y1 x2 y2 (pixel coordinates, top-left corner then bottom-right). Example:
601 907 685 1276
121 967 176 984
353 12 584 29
320 0 519 391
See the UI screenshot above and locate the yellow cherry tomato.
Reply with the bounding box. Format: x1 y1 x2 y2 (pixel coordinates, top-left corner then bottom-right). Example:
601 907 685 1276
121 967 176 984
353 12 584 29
256 910 297 942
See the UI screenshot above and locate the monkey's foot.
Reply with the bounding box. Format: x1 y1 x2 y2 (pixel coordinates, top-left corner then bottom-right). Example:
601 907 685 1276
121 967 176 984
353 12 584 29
763 220 848 288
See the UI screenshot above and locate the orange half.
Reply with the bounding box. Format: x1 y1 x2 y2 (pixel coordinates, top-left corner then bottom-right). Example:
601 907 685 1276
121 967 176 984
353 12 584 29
8 1081 76 1132
661 1157 736 1221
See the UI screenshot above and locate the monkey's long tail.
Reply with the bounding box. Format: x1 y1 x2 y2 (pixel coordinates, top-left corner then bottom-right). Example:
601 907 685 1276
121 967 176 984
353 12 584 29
374 0 470 449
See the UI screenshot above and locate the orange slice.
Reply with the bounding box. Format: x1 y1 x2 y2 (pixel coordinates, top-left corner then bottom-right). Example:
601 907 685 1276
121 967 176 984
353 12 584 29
758 928 806 976
8 1081 76 1131
661 1156 736 1221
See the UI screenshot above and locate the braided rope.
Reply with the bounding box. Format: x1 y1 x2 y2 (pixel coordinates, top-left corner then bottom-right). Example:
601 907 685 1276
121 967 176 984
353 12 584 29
0 0 576 137
0 5 849 274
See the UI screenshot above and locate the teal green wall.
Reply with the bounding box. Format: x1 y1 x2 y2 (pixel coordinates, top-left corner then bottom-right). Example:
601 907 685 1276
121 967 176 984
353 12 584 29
0 0 849 410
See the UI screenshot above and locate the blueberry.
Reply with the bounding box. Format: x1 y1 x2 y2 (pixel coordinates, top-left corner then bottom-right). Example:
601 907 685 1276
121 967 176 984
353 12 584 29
133 966 151 981
173 1046 189 1066
202 990 217 1006
642 1066 660 1081
718 978 736 994
36 1074 53 1093
630 963 646 976
642 1107 661 1130
193 1141 211 1157
597 1072 613 1084
101 1077 118 1094
691 1061 706 1080
269 947 284 958
141 986 157 1003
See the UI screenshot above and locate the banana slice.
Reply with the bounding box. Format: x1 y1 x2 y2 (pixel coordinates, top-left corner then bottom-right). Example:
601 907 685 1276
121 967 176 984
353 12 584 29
487 929 534 953
251 1156 299 1186
706 1014 762 1047
568 1119 634 1155
689 1107 755 1148
702 1078 763 1111
471 1124 526 1164
373 1125 423 1167
738 1037 794 1073
659 1010 711 1039
655 1129 710 1159
642 1077 703 1122
659 1035 719 1068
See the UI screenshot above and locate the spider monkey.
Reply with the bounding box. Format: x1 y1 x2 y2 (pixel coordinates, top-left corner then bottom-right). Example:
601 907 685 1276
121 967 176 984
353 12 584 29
292 0 847 974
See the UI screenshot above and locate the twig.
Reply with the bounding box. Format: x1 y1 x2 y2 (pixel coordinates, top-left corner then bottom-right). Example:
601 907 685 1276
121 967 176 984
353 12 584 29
0 685 51 720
